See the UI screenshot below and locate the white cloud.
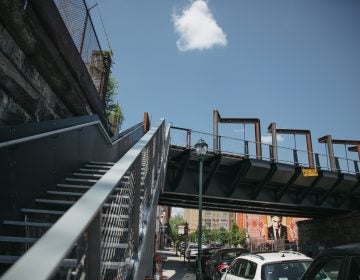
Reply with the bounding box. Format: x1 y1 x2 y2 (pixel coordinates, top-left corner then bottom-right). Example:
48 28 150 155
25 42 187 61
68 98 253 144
171 207 184 217
261 135 285 144
172 0 227 51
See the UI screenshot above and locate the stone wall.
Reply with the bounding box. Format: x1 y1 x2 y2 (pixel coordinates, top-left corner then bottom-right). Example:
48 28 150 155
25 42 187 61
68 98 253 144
0 23 72 125
0 1 110 132
297 212 360 256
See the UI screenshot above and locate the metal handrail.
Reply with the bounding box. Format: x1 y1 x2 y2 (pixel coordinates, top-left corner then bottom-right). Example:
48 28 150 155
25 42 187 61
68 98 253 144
1 120 166 280
0 121 102 149
170 126 360 175
0 118 143 149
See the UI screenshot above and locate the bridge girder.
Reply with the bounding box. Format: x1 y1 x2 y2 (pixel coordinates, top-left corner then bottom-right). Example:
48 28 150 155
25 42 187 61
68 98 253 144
160 145 360 218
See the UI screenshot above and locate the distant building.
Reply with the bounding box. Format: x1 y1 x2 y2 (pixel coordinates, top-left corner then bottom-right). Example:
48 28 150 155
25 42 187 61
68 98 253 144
183 209 236 232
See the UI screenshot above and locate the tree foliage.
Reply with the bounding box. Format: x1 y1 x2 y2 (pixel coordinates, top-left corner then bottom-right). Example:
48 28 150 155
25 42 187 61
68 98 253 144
167 215 186 246
228 223 246 247
106 76 124 130
183 223 247 247
102 50 124 132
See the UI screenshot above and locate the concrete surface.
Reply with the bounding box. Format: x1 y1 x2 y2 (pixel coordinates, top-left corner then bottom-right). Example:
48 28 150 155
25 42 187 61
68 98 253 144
156 247 197 280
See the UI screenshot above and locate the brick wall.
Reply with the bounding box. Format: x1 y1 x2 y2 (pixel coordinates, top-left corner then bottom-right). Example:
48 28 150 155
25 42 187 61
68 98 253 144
297 212 360 257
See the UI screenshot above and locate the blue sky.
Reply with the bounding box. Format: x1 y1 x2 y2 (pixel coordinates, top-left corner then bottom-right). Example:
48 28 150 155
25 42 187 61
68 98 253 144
89 0 360 163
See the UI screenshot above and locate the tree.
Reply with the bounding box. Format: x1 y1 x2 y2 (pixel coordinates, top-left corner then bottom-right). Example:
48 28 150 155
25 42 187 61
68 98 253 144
228 223 246 247
105 76 124 132
102 50 124 132
218 227 229 245
167 215 186 253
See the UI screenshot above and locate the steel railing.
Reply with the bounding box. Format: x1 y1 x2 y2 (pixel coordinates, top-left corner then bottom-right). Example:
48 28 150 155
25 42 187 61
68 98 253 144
1 120 170 280
171 126 360 175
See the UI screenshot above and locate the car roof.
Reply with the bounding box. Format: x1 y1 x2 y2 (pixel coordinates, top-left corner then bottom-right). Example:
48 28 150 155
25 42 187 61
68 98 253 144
236 251 312 264
317 243 360 257
216 248 248 253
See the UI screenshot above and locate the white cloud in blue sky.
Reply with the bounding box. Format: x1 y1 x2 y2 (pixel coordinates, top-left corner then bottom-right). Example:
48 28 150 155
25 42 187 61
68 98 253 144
261 135 285 144
172 0 227 51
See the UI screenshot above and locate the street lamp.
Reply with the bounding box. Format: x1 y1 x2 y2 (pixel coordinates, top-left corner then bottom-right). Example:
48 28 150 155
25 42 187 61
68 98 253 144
195 138 208 279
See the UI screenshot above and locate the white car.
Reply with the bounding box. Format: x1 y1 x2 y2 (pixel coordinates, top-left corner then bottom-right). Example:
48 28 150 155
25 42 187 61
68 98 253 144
221 251 312 280
185 243 199 259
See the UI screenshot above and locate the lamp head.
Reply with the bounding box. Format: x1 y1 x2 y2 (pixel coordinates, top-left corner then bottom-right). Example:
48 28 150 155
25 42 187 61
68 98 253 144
195 138 208 158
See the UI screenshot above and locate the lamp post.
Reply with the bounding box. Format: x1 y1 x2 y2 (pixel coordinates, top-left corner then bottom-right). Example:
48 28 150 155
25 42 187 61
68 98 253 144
195 138 208 280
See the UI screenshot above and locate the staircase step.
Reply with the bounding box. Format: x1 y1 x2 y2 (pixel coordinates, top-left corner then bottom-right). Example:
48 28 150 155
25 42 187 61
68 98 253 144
89 161 115 166
0 236 38 243
84 164 112 169
103 261 126 269
0 255 20 264
57 183 91 189
102 227 129 233
102 242 128 249
73 173 103 178
103 214 129 219
3 221 53 228
35 199 74 206
47 190 83 196
65 178 98 183
79 168 108 173
21 208 65 215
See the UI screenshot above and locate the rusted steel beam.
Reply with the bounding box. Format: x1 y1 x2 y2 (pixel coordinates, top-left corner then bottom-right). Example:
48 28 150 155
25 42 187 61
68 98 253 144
213 109 262 159
268 125 315 168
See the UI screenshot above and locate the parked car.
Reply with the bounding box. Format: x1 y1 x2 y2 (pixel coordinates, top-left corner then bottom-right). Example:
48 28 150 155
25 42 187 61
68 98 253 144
221 250 312 280
185 243 199 259
201 246 221 272
300 243 360 280
205 248 249 280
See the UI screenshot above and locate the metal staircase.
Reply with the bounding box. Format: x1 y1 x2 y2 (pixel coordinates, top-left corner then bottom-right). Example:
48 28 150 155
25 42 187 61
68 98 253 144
0 116 170 279
0 161 115 273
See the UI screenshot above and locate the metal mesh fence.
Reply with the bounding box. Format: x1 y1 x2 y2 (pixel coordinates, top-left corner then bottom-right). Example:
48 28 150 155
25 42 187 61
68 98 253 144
53 0 110 101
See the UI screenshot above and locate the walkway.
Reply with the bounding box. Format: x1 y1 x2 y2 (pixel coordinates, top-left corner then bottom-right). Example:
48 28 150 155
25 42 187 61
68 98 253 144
156 247 197 280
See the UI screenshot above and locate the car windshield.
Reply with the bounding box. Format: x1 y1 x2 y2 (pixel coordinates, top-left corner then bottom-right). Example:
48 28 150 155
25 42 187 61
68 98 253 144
220 251 246 262
262 260 312 280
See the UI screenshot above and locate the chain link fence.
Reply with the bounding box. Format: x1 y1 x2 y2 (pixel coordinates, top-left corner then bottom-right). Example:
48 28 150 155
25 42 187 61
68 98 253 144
53 0 111 102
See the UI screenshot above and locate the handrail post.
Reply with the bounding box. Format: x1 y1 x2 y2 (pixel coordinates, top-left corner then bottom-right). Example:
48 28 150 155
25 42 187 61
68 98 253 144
319 135 337 171
268 123 278 162
293 149 299 167
213 109 220 152
306 132 315 168
133 159 141 257
87 211 102 280
186 129 191 149
244 140 249 157
315 153 320 169
254 121 262 159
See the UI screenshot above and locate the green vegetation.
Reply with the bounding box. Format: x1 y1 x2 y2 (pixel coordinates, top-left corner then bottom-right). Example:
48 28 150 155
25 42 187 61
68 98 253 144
106 76 124 131
102 50 124 133
166 215 187 254
167 219 247 247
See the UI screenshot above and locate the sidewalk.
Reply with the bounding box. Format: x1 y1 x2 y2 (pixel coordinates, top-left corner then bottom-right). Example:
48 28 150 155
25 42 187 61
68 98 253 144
156 247 197 280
